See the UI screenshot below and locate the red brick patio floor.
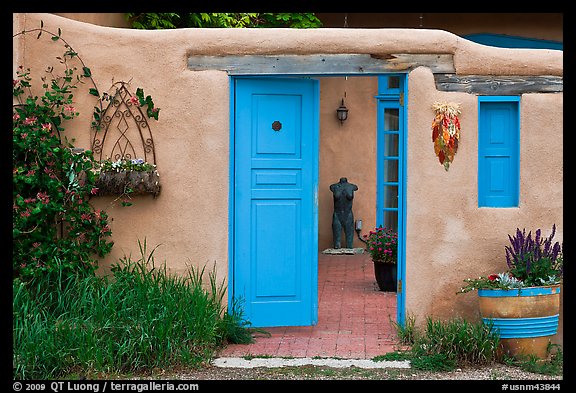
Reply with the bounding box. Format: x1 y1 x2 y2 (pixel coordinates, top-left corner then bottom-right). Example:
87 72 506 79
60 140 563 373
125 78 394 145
218 252 400 359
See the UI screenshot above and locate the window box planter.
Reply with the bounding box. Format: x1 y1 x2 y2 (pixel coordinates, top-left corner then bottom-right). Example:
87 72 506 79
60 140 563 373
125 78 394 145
94 169 161 197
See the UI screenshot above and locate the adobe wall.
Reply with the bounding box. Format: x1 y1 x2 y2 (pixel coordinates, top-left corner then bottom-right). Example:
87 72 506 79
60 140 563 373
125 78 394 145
13 13 563 341
406 67 563 342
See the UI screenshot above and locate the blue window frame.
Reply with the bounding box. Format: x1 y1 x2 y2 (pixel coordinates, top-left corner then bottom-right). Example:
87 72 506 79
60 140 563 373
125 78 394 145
478 96 520 208
376 74 407 326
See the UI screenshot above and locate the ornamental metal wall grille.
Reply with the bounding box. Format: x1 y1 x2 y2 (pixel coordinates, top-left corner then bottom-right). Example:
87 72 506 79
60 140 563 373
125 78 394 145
91 81 157 165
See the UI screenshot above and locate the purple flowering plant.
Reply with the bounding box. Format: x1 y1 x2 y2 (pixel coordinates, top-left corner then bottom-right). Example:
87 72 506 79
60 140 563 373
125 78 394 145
505 224 563 287
363 226 398 264
459 224 563 294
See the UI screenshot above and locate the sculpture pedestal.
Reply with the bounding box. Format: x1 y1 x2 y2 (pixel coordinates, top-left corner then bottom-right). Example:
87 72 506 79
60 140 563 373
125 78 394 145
321 248 365 255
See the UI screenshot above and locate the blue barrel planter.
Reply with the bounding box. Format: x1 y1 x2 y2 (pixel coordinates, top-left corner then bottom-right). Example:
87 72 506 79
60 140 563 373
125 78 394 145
478 285 560 359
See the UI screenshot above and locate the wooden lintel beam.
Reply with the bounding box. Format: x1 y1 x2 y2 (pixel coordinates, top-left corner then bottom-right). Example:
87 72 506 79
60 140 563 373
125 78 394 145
434 74 563 94
187 54 455 75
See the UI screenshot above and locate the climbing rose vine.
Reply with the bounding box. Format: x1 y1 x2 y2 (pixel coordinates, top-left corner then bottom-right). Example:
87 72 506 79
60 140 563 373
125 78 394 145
13 61 113 282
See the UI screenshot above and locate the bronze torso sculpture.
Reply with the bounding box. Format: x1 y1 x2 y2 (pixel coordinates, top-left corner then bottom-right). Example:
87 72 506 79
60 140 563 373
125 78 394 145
330 177 358 249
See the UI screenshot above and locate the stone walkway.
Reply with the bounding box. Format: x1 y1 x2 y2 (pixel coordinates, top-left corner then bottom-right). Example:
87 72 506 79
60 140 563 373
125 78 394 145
218 253 400 359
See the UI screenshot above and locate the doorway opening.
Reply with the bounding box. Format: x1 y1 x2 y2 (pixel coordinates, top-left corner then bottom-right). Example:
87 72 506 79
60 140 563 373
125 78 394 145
229 73 407 337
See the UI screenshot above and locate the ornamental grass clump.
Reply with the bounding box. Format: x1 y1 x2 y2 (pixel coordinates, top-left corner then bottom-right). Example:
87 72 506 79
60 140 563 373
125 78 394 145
13 239 254 380
459 224 563 294
389 315 500 371
363 226 398 264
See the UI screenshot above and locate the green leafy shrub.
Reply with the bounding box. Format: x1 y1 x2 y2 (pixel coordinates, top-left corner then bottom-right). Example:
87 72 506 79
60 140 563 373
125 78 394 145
126 12 323 29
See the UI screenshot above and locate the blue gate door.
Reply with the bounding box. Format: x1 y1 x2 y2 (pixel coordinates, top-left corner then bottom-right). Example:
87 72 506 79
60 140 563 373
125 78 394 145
233 77 319 327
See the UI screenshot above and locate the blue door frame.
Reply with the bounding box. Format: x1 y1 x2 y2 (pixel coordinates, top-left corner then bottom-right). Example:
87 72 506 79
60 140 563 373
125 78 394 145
229 74 407 328
376 74 408 327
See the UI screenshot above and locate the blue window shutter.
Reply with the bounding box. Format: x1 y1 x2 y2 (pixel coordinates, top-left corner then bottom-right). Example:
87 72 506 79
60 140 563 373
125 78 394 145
478 97 520 207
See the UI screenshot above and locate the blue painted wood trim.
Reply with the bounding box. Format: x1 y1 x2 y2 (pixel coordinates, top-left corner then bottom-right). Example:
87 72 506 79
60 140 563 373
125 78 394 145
482 315 559 338
228 76 235 312
398 74 408 327
311 79 320 325
478 286 561 297
478 96 521 102
462 33 563 51
376 74 408 327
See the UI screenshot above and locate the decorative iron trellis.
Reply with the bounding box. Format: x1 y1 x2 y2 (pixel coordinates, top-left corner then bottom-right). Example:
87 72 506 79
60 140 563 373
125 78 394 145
91 81 160 198
91 81 156 165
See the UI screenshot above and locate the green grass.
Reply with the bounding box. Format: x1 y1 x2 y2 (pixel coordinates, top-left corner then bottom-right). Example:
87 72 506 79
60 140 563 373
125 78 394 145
504 344 564 377
390 315 563 376
391 316 500 372
372 351 412 361
13 239 253 380
391 312 417 345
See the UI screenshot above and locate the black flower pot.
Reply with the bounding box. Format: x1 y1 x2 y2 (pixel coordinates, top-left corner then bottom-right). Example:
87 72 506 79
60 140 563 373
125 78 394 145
373 262 397 292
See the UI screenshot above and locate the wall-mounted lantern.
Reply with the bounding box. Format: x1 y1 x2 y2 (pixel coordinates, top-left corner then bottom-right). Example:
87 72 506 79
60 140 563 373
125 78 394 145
336 98 349 125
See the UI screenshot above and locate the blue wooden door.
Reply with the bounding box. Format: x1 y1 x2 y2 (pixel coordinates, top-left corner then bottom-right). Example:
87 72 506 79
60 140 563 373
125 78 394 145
233 78 319 327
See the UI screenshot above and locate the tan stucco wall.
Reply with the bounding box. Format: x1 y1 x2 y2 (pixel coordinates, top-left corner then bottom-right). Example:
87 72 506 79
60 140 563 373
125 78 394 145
13 13 563 342
406 67 563 341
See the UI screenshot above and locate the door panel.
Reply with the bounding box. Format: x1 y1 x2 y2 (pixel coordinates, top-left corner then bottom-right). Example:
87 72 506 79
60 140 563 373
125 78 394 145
234 78 318 327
